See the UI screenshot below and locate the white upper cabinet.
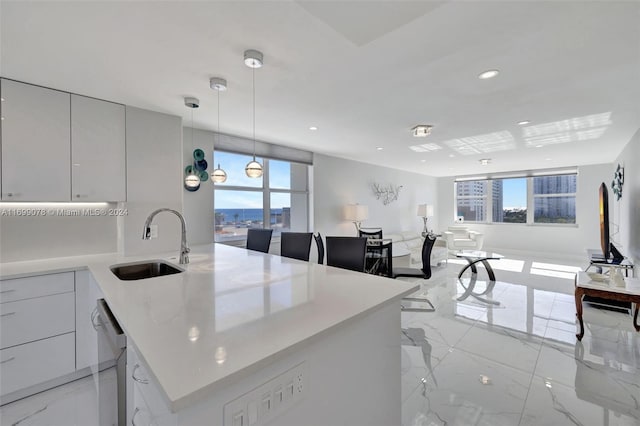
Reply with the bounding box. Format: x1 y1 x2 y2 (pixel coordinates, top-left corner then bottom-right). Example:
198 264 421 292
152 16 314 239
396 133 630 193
71 94 126 201
1 79 71 201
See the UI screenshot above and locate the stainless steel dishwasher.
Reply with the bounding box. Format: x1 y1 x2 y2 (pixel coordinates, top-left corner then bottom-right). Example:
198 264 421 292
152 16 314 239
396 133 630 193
96 298 127 426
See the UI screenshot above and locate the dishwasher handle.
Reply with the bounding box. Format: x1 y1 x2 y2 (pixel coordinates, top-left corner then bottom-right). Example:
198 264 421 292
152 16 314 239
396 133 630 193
96 298 126 355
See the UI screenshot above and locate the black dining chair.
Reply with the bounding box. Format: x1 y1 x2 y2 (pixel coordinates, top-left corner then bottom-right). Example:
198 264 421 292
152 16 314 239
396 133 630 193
392 235 437 312
246 228 273 253
358 228 383 240
326 236 367 272
280 232 313 261
359 228 388 275
314 232 324 264
391 234 436 280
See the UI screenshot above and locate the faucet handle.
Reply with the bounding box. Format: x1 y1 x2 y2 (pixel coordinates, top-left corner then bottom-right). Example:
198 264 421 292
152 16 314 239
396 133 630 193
142 226 151 240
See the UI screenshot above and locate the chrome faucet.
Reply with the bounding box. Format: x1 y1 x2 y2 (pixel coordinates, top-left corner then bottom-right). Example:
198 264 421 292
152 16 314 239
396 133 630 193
142 208 190 264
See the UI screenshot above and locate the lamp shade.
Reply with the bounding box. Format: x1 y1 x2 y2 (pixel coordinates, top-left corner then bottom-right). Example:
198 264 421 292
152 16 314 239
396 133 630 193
344 204 368 221
417 204 434 217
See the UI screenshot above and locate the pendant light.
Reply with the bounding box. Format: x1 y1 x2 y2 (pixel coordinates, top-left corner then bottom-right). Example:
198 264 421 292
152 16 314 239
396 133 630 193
244 49 264 178
210 77 228 183
184 97 201 189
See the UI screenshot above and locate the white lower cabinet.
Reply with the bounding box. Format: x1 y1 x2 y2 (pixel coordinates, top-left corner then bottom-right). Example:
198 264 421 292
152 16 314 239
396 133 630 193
0 272 77 401
128 346 177 426
0 292 75 350
0 332 76 396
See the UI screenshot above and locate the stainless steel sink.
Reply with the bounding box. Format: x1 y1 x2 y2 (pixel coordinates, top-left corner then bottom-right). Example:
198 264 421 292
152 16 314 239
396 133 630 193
110 261 183 281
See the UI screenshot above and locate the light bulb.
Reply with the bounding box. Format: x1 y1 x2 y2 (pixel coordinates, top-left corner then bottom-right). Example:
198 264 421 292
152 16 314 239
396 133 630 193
211 165 227 183
184 173 200 188
245 160 263 178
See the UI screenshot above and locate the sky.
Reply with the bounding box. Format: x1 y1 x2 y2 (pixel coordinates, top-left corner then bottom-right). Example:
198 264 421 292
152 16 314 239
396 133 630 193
503 178 527 209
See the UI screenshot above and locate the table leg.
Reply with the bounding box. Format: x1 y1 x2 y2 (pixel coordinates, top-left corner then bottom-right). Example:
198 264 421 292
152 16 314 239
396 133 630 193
575 288 585 341
480 259 496 282
457 258 478 279
634 303 640 332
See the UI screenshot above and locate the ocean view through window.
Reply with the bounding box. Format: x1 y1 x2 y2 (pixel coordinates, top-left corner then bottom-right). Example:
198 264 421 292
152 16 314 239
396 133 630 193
213 151 309 243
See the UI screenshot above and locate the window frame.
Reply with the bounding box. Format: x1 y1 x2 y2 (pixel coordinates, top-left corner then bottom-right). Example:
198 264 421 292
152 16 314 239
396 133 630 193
454 173 577 226
213 151 310 242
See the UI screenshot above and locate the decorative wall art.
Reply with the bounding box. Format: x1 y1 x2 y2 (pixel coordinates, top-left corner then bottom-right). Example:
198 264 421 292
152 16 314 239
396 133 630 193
184 148 209 192
371 183 403 205
611 163 624 201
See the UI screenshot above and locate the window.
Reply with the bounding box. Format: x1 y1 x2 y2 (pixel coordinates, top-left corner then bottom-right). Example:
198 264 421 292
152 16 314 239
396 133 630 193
455 180 487 222
454 173 577 225
213 151 309 242
533 175 576 224
492 178 527 223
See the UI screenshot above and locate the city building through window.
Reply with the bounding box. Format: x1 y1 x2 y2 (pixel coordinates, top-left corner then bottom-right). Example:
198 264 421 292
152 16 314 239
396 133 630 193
455 173 576 224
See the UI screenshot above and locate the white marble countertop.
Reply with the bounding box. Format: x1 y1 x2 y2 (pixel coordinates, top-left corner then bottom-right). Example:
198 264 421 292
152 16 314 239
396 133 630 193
2 244 418 412
577 271 640 295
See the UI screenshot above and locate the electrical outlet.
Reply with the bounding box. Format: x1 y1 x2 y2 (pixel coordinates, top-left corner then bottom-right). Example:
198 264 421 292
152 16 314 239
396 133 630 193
149 225 158 239
223 362 307 426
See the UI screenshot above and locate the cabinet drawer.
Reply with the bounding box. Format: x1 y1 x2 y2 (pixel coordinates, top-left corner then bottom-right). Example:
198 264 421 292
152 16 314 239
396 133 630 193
0 272 75 304
0 332 76 396
128 347 173 419
0 292 75 349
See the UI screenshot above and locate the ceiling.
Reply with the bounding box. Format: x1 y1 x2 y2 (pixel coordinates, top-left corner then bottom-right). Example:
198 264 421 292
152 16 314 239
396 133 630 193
2 1 639 177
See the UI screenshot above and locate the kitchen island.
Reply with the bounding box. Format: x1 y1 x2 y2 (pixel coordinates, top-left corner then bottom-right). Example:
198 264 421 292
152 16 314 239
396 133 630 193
86 243 418 425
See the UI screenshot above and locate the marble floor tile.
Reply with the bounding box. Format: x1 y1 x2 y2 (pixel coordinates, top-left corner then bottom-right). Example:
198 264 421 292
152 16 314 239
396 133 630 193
0 370 115 426
455 323 543 374
520 375 640 426
401 329 453 401
402 348 532 426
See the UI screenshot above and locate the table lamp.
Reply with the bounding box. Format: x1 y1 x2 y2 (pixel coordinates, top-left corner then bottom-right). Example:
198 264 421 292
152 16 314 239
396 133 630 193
344 204 368 234
417 204 434 237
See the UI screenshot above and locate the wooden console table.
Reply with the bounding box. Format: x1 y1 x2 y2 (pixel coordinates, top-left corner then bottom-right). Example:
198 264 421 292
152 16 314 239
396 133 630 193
575 271 640 341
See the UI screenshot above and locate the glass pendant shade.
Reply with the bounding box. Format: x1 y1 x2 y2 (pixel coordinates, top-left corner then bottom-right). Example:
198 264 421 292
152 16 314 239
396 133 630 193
211 164 227 183
245 159 263 178
184 172 200 188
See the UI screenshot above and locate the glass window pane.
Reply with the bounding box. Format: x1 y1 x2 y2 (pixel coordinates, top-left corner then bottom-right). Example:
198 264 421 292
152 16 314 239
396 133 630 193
492 178 527 223
269 159 291 189
456 180 487 222
456 180 487 197
534 196 576 223
214 190 264 242
213 151 263 188
457 198 487 222
270 193 290 235
533 175 576 195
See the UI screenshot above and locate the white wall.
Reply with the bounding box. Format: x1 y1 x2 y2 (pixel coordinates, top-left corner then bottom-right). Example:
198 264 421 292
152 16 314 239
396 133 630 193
313 154 438 237
0 213 117 262
437 163 612 259
119 107 183 257
613 128 640 266
182 127 215 246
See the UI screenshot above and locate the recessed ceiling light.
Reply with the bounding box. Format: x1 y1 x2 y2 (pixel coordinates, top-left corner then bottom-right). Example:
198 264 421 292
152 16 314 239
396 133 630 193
517 120 530 125
545 158 552 161
479 158 491 165
535 145 543 148
420 159 426 163
449 154 455 158
309 126 318 131
376 147 384 151
478 69 499 80
411 125 433 137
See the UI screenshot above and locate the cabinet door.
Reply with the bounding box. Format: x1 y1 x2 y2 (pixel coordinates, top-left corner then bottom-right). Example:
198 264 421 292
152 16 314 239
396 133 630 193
71 94 126 201
1 79 71 201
